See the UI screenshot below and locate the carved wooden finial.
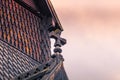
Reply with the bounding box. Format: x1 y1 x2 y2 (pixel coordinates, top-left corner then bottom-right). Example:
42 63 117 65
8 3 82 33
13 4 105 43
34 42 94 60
49 28 66 53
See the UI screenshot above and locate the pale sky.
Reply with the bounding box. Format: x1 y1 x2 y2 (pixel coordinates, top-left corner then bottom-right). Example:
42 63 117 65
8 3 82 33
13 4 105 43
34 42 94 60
51 0 120 80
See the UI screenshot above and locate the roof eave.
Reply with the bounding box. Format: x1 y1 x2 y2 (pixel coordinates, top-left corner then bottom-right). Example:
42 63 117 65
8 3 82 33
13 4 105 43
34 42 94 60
45 0 63 31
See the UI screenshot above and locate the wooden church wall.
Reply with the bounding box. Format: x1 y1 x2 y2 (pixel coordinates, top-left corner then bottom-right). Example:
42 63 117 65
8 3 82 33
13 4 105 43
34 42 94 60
0 0 51 63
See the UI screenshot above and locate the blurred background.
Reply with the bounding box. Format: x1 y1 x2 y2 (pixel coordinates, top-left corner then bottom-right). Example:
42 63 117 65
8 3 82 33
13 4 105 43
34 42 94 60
51 0 120 80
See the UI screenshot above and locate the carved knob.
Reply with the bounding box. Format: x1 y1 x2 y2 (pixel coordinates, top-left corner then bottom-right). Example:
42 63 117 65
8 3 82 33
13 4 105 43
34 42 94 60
54 46 62 53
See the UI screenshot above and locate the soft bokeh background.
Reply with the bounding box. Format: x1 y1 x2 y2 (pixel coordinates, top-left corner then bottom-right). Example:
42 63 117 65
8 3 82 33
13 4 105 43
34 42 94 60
51 0 120 80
